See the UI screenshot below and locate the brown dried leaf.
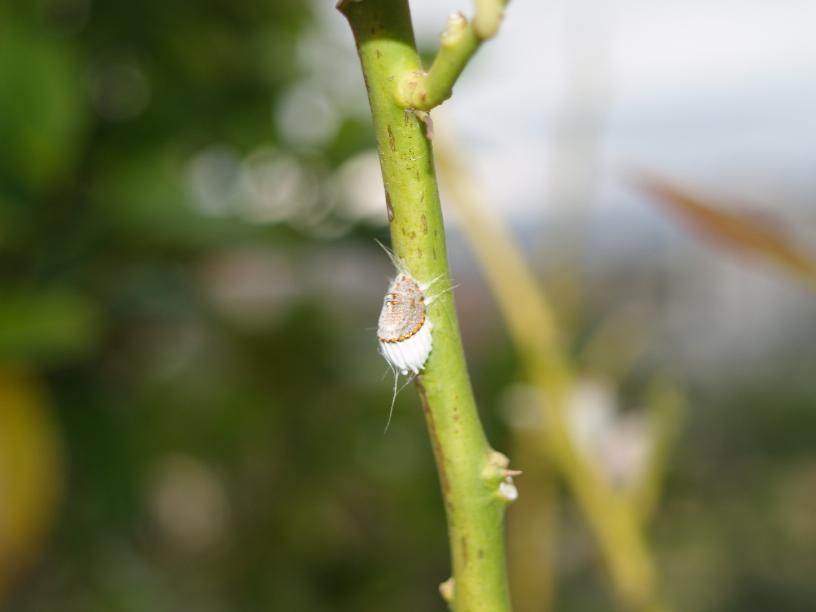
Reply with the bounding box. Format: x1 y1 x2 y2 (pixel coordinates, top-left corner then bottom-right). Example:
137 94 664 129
638 176 816 289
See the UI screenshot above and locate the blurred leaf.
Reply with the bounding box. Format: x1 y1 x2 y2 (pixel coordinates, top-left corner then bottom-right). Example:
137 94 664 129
638 177 816 290
0 370 64 599
0 19 87 192
88 148 290 248
89 149 194 230
0 289 102 364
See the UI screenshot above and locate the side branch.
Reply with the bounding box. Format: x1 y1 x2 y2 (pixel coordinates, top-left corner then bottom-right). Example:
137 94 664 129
398 0 508 111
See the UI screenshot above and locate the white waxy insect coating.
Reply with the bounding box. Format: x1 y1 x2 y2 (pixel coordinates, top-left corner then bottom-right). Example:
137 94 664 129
498 479 519 502
377 273 433 375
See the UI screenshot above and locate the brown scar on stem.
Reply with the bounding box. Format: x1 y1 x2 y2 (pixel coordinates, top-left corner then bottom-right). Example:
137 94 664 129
416 379 452 499
387 125 396 152
414 110 433 140
385 190 394 221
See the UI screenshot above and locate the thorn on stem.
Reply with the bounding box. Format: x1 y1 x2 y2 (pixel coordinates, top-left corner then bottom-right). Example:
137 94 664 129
335 0 361 13
487 450 510 470
484 450 520 503
439 577 455 603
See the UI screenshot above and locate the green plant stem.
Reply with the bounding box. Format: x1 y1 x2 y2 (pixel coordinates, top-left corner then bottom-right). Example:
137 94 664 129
338 1 513 610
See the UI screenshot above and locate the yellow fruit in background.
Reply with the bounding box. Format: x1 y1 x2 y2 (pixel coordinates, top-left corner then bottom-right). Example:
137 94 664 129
0 370 63 600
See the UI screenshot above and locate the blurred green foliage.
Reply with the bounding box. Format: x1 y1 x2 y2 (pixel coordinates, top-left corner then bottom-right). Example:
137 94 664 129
0 2 452 610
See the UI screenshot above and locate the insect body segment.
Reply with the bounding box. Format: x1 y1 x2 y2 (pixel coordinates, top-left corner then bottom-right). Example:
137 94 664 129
377 272 433 376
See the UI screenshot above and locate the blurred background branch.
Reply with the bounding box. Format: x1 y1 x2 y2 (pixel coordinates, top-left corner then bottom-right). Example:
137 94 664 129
436 127 681 612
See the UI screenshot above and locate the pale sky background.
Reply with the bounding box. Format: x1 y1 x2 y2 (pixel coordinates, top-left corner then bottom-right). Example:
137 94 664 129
309 0 816 220
422 0 816 216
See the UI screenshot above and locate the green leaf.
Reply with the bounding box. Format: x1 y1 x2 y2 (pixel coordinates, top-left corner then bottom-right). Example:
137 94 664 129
0 289 102 364
0 20 87 192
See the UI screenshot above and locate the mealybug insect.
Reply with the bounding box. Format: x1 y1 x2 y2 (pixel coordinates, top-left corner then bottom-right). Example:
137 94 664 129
377 273 433 376
375 241 446 431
